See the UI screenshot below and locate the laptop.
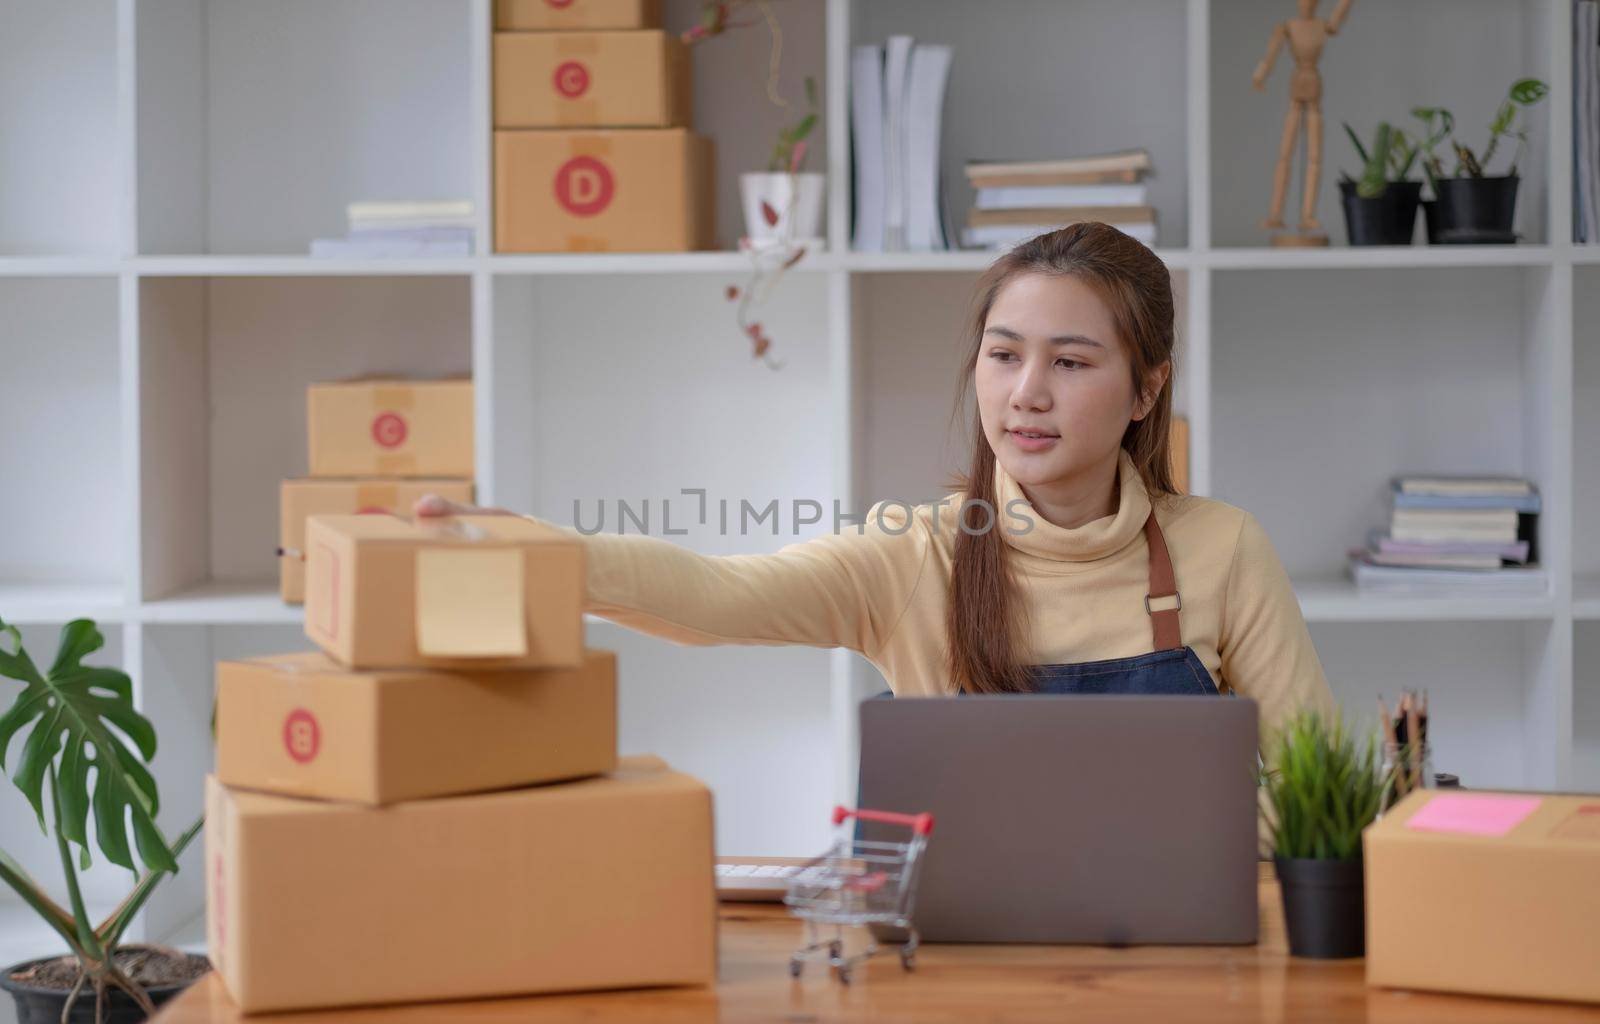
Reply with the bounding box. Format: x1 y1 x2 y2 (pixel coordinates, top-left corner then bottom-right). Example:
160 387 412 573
857 694 1259 945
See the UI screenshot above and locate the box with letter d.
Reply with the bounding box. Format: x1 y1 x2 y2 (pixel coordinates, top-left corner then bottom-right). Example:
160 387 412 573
303 513 584 670
494 129 714 252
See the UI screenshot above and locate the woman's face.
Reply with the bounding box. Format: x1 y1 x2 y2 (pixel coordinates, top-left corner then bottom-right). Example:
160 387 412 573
975 272 1156 490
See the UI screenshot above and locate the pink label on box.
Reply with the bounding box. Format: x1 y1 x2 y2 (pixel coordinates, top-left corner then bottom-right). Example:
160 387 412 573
1406 794 1543 837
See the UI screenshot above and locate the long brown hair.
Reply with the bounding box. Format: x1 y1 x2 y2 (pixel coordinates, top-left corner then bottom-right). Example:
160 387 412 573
943 222 1179 694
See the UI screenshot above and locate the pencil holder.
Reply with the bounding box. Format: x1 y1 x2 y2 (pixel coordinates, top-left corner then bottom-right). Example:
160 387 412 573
1381 740 1433 809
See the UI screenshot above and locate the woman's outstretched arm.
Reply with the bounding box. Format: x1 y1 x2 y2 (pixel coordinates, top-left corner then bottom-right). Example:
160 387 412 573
415 494 931 659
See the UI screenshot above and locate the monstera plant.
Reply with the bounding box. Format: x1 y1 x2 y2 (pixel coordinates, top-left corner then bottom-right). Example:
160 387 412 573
0 616 206 1023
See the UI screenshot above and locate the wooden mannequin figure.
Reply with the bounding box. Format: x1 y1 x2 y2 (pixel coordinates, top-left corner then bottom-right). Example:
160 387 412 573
1251 0 1354 246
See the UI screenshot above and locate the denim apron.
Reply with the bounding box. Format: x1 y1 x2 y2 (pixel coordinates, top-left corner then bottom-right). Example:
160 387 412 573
966 510 1220 697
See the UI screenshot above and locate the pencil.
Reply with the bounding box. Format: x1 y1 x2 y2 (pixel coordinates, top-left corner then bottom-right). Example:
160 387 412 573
1406 699 1422 794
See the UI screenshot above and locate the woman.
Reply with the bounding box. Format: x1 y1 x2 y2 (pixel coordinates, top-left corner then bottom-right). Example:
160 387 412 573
418 222 1333 737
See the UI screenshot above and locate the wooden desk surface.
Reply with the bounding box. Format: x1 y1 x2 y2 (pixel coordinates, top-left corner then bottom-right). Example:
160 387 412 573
156 866 1600 1022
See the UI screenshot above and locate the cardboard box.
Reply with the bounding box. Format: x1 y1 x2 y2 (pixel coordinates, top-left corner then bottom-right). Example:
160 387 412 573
495 129 714 252
1364 788 1600 1003
307 379 474 478
494 31 691 129
496 0 660 31
280 479 476 603
215 649 616 805
303 514 584 671
204 756 716 1013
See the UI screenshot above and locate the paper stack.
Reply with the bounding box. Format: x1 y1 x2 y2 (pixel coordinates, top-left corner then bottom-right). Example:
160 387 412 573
310 201 475 258
851 35 954 251
1347 474 1547 594
959 149 1156 250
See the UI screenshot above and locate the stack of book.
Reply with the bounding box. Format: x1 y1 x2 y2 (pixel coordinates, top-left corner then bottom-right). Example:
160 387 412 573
850 35 954 251
310 200 475 258
1348 475 1547 595
960 148 1156 251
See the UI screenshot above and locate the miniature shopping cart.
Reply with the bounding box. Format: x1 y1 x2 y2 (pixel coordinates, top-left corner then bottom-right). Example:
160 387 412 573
783 805 935 984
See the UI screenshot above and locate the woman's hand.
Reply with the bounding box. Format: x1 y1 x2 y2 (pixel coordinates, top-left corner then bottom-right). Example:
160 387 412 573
413 493 516 517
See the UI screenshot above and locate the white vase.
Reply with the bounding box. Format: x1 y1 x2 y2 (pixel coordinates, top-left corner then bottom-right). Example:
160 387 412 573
739 172 825 244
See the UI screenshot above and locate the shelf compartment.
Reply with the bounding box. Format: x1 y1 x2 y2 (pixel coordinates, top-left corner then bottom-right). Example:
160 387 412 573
1310 619 1559 789
851 0 1190 250
0 1 119 255
135 0 472 256
1211 265 1562 585
1210 0 1555 248
0 278 125 598
137 275 472 603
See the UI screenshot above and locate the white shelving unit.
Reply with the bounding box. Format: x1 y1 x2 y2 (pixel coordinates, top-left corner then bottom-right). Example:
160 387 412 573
1 0 1597 964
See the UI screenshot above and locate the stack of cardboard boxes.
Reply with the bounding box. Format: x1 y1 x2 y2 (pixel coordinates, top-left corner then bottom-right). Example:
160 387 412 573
493 0 715 252
279 378 476 604
214 405 717 1013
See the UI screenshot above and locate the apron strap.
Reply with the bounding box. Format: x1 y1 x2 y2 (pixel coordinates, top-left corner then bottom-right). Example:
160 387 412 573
1142 512 1183 652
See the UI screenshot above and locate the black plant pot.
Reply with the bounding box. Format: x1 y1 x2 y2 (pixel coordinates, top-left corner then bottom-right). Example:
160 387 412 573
1339 180 1422 245
1273 856 1365 959
1426 175 1520 244
2 953 210 1024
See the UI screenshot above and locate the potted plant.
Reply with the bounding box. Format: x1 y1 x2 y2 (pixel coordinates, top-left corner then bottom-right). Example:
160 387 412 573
682 0 816 369
0 617 207 1023
1338 121 1421 245
1261 708 1390 959
1412 77 1550 244
738 74 822 247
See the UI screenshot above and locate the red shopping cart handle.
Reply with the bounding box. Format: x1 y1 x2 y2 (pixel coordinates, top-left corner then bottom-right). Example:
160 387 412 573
833 805 934 836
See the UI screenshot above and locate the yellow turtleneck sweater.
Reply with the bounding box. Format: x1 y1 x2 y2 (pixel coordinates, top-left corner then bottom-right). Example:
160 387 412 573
538 449 1334 741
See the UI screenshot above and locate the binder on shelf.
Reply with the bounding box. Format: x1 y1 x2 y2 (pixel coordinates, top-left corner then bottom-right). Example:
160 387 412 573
850 45 886 252
882 35 914 251
904 43 953 251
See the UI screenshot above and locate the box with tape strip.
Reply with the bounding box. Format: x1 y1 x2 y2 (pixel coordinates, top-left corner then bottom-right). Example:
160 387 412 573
204 756 715 1013
494 128 714 252
1364 788 1600 1003
279 479 475 603
307 378 474 478
215 649 616 805
303 513 584 670
496 0 660 31
494 30 691 129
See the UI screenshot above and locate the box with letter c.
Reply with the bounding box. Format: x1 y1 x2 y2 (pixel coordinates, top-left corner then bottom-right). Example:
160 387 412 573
494 30 691 129
306 378 474 478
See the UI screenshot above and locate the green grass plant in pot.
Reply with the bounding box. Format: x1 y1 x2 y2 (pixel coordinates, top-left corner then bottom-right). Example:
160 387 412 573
1262 708 1390 959
1413 77 1550 244
1338 121 1421 245
0 617 207 1024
